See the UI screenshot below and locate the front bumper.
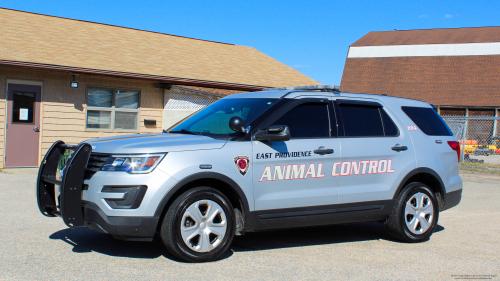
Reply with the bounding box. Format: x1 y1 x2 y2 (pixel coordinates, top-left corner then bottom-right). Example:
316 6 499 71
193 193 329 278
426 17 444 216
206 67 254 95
84 202 159 241
37 141 163 238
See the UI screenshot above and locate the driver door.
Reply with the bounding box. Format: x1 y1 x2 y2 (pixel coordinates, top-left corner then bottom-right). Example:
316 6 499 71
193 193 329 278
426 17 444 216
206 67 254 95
252 99 340 212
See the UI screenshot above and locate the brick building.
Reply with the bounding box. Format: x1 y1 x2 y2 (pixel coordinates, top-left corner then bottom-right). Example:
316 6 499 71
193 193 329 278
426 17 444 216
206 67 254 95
340 27 500 118
0 8 318 168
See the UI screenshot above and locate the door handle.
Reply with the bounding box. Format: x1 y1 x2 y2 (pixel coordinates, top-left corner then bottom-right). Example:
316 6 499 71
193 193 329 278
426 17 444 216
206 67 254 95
391 145 407 151
314 146 334 155
33 126 40 132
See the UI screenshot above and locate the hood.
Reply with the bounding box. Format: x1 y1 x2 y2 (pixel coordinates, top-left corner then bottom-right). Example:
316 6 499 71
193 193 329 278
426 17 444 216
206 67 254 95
85 133 227 154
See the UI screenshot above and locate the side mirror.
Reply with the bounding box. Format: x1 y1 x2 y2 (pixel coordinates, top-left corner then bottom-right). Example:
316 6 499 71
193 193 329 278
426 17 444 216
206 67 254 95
229 116 245 132
254 125 291 141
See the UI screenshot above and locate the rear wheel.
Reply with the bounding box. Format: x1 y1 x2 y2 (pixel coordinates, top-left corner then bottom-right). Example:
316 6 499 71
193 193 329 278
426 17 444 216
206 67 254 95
160 187 235 262
386 182 439 242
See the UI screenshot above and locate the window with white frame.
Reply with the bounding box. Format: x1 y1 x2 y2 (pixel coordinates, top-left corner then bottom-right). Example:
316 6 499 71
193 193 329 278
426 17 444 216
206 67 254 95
86 87 140 131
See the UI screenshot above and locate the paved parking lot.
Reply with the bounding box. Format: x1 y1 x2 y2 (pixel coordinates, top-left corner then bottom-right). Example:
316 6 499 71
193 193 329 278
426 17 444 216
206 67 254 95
0 172 498 280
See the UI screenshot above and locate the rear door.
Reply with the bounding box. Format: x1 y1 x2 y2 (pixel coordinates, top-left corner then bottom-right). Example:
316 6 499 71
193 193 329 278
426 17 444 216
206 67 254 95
334 99 416 209
252 98 340 211
5 84 41 167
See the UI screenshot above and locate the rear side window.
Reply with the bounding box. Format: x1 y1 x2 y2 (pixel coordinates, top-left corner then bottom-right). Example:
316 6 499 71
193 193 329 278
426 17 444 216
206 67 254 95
381 110 399 136
340 105 383 136
273 103 330 138
339 104 399 137
402 106 453 136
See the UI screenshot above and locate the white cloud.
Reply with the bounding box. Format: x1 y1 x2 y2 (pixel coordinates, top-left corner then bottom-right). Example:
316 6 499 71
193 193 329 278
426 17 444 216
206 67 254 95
445 14 454 18
292 65 310 68
419 14 428 18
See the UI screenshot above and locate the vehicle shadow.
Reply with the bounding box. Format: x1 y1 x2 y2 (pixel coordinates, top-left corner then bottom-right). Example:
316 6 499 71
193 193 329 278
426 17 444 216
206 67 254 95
231 222 445 252
49 228 221 263
49 223 444 261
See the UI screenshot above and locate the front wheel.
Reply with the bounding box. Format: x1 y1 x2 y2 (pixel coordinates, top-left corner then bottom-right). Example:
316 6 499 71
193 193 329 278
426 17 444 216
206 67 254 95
386 182 439 242
160 187 235 262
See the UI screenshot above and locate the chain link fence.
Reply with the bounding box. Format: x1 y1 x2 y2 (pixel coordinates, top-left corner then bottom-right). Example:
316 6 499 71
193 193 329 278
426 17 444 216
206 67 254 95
442 116 500 175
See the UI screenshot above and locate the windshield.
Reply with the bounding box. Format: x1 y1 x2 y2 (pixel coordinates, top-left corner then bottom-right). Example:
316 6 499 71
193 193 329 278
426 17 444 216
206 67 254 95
169 98 278 136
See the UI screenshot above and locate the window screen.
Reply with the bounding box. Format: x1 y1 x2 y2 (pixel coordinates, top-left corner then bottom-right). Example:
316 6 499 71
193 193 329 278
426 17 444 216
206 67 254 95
339 104 385 137
402 106 453 136
273 103 330 138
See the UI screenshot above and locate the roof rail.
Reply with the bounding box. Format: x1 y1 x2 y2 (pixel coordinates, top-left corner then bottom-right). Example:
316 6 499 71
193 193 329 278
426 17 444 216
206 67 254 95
264 85 340 92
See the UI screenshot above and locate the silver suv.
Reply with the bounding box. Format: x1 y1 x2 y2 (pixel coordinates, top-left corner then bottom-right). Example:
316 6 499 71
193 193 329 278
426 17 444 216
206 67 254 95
37 86 462 262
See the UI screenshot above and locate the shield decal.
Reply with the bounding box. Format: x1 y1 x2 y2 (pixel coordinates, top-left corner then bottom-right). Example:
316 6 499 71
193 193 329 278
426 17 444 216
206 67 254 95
234 155 250 177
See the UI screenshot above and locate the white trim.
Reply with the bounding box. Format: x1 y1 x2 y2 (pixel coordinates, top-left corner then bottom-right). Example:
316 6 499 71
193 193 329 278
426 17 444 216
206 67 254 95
347 42 500 58
5 80 44 167
7 79 43 86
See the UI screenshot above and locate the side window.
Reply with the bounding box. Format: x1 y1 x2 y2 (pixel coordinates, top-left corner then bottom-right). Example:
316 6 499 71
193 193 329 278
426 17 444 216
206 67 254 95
402 106 453 136
339 104 384 137
273 103 330 139
86 88 140 131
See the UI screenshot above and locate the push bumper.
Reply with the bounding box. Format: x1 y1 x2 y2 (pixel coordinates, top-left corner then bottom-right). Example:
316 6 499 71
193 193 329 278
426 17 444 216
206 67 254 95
83 202 159 241
37 141 161 241
37 141 92 228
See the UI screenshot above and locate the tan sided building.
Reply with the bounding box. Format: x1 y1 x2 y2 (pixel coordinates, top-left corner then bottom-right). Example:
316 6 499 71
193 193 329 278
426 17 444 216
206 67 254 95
341 27 500 117
0 8 318 168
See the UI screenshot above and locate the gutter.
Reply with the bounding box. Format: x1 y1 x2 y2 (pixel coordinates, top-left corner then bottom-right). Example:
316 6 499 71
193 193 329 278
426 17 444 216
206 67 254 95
0 59 266 91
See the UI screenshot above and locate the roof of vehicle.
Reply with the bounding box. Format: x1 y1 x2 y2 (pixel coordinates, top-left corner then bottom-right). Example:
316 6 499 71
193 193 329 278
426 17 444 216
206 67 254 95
224 90 431 107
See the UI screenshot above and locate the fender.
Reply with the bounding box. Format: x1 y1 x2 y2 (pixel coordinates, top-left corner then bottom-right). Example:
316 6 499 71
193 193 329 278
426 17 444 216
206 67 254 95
393 167 445 201
153 172 250 217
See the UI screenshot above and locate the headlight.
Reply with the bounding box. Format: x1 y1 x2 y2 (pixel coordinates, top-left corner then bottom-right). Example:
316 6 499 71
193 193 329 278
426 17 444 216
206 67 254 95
102 153 166 174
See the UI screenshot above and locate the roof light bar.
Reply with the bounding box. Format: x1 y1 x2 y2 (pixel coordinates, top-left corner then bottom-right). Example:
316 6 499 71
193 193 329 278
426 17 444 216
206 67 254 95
264 85 340 92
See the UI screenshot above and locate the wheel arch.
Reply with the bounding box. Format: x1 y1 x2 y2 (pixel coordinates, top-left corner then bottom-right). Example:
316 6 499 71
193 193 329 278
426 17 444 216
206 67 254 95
154 172 250 229
394 168 446 210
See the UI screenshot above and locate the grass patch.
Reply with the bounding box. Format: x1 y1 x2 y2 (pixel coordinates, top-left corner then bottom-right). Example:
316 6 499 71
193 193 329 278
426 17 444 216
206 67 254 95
459 162 500 175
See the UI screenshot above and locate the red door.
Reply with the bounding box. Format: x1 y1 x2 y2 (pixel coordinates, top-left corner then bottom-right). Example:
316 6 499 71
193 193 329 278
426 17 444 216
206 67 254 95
5 84 41 167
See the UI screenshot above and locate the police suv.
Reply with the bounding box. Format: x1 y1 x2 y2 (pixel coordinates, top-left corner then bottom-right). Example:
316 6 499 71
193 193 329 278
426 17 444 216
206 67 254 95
37 85 462 262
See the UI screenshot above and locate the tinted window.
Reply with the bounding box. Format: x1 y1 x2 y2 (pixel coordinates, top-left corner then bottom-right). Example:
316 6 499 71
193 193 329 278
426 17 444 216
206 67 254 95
381 110 399 136
273 103 330 138
402 106 453 136
339 104 384 137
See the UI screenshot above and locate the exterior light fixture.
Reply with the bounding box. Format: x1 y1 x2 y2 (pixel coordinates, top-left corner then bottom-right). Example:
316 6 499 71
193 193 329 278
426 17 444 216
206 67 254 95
70 73 79 88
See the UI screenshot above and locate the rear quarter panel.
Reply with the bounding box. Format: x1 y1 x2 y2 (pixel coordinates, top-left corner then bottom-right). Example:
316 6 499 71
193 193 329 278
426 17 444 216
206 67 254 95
385 99 462 194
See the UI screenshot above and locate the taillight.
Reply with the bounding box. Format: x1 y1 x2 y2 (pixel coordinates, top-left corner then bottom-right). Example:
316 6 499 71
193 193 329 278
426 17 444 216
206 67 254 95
447 141 460 162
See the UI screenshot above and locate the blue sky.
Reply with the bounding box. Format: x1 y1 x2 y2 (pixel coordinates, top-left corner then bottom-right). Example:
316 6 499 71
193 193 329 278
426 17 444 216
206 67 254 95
1 0 499 85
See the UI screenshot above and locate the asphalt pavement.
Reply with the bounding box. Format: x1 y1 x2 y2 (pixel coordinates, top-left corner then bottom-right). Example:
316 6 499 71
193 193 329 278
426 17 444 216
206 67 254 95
0 172 498 280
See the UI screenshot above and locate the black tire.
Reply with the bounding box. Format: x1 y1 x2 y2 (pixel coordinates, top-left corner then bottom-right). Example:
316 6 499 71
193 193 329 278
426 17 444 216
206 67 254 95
160 187 235 262
386 182 439 243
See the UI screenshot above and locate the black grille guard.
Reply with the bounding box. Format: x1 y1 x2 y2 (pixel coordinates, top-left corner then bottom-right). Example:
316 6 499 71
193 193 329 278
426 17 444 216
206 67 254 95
36 141 92 228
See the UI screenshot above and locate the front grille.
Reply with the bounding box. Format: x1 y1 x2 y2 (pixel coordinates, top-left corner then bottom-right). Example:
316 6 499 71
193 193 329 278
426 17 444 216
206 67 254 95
84 153 110 180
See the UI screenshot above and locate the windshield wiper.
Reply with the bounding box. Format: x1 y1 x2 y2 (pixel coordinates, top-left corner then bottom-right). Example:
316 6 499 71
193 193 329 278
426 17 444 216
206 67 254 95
169 129 201 135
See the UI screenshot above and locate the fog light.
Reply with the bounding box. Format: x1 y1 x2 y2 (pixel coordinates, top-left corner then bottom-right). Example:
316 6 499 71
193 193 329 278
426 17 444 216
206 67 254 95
101 186 147 209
